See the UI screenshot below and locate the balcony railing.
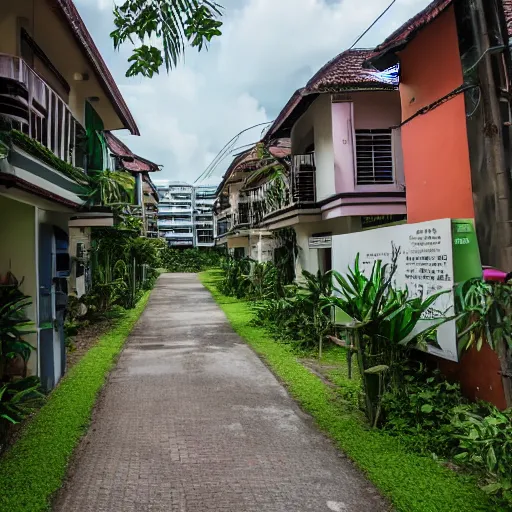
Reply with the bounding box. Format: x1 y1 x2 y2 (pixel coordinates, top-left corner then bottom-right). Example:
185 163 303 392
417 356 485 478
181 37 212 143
216 218 231 237
238 153 316 225
158 207 193 215
0 54 85 167
162 231 193 238
291 154 316 203
158 219 194 227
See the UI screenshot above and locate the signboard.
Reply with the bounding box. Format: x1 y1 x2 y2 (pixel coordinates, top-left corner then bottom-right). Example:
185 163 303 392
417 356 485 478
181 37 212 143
361 215 407 230
332 219 481 362
309 236 332 249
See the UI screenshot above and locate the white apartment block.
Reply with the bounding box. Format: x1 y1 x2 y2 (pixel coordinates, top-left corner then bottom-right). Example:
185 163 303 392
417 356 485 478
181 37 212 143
155 180 219 248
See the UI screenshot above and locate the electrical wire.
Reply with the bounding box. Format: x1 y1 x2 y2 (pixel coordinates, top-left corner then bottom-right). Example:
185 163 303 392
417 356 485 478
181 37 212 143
202 121 272 180
194 121 273 183
349 0 397 50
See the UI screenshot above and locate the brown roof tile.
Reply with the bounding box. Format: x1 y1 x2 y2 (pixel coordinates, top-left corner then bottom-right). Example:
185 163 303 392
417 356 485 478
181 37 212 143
305 49 395 93
503 0 512 35
367 0 512 71
51 0 139 135
264 49 395 140
105 131 160 173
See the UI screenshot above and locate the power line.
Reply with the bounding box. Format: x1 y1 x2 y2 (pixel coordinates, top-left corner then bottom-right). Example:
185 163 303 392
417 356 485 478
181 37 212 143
194 121 273 183
349 0 397 50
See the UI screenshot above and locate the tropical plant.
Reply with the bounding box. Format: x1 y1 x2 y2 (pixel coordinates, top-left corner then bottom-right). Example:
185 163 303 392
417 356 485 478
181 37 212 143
0 290 34 372
111 0 224 77
86 170 135 207
219 257 252 298
251 270 334 350
162 247 223 273
323 248 450 426
451 404 512 507
0 377 43 428
381 366 465 455
455 277 512 353
0 287 44 442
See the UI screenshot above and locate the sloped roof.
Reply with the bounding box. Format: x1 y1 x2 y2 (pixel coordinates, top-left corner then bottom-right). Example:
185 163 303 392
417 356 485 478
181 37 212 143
105 131 160 173
216 139 291 195
264 49 395 140
306 49 395 93
51 0 139 135
367 0 512 71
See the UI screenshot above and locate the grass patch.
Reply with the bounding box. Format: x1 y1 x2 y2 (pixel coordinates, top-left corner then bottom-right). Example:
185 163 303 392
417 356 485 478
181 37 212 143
199 270 493 512
0 291 151 512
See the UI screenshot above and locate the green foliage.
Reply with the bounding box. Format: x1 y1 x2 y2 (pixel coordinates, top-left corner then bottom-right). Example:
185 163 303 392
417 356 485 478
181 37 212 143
85 170 135 207
250 269 333 350
0 287 34 364
199 270 492 512
381 365 512 510
162 247 223 273
0 378 43 429
81 231 164 316
218 257 251 298
111 0 223 77
0 292 149 512
0 130 89 186
0 131 138 211
452 405 512 507
324 249 450 426
381 367 465 455
455 277 512 353
0 285 43 439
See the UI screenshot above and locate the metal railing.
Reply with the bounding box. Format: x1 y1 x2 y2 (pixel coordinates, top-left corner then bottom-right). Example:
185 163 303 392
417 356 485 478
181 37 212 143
238 153 316 224
158 219 194 226
0 53 85 167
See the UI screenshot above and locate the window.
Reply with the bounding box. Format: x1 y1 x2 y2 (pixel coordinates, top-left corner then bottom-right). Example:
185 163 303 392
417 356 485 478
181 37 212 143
355 129 394 185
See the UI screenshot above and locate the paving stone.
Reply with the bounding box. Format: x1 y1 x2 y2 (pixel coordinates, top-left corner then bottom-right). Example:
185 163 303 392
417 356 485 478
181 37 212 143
54 274 387 512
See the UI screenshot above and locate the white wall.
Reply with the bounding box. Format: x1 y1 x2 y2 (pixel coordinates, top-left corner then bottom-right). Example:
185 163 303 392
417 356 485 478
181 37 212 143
249 233 275 263
292 95 335 202
68 226 91 298
0 195 38 376
293 216 360 277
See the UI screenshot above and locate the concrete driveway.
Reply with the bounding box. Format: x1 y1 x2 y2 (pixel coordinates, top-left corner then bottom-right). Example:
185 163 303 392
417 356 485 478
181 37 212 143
54 274 386 512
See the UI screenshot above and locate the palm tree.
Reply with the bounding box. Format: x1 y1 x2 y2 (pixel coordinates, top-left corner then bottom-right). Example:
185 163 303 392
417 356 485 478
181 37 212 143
111 1 224 77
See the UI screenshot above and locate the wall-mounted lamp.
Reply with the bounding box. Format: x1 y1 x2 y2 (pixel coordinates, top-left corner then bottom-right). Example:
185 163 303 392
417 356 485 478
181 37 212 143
73 72 90 81
87 96 100 103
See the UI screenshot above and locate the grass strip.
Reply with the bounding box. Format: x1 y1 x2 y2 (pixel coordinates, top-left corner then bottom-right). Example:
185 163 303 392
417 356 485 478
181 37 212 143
199 270 493 512
0 291 151 512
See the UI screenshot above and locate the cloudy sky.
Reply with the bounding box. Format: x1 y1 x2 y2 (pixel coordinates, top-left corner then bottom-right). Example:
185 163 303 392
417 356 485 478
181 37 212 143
75 0 432 183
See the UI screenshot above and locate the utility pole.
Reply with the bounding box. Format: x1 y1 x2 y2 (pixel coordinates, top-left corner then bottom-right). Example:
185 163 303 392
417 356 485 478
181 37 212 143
472 0 512 406
472 0 512 271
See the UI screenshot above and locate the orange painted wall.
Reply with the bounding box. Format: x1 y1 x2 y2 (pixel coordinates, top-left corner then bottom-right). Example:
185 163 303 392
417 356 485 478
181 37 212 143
398 6 507 409
399 6 475 223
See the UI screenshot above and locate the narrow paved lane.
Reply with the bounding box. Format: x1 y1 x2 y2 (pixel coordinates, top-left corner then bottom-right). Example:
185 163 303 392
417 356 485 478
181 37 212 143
55 274 386 512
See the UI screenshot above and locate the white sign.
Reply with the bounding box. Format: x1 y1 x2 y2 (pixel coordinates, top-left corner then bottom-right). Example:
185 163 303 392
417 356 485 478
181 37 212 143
332 219 458 362
309 236 332 249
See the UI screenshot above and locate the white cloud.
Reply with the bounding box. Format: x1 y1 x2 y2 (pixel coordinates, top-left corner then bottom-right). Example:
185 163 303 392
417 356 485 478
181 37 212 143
76 0 433 182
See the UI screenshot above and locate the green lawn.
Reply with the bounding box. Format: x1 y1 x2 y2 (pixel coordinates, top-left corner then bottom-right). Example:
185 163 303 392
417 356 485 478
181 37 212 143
0 292 151 512
199 269 493 512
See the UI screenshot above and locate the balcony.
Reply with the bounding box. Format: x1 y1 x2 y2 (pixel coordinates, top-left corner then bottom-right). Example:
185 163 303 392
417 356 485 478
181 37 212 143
158 207 193 215
216 218 231 237
158 219 193 227
162 231 193 239
241 153 316 225
233 200 251 227
0 54 85 167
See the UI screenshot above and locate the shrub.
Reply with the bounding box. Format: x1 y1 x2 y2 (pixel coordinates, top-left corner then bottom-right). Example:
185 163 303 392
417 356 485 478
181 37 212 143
381 367 465 455
451 405 512 508
162 247 223 273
